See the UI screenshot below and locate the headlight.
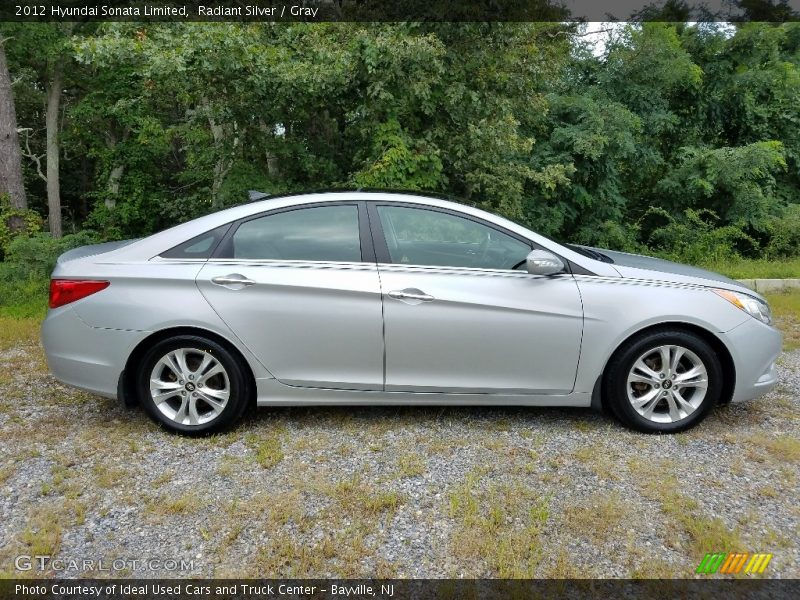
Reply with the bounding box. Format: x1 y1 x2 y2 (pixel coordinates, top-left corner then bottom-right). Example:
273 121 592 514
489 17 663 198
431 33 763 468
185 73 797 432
713 289 773 325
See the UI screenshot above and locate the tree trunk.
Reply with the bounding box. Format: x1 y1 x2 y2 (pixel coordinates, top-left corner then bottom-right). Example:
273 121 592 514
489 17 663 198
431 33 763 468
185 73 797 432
208 113 227 209
105 165 124 209
46 61 63 238
259 119 280 177
103 128 129 210
0 39 27 212
207 112 241 209
79 153 89 218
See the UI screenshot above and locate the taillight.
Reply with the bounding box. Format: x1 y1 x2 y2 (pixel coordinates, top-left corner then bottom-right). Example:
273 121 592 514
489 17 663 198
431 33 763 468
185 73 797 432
49 279 110 309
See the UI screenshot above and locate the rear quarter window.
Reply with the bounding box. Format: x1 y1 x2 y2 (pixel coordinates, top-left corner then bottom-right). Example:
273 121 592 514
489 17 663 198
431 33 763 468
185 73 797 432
160 224 231 259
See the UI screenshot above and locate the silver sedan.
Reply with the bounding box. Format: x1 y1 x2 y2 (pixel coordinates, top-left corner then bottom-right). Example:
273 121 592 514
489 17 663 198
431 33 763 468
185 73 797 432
42 192 782 434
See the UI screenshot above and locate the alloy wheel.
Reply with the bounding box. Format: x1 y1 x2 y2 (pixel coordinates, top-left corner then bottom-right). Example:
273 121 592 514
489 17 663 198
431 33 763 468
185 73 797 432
626 344 708 424
149 348 230 426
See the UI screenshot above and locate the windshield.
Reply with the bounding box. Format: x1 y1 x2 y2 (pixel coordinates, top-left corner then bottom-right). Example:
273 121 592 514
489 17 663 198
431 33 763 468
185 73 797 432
492 213 616 264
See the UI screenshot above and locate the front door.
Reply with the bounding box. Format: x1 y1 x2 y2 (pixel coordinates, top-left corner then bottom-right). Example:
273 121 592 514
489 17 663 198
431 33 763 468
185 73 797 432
371 204 584 394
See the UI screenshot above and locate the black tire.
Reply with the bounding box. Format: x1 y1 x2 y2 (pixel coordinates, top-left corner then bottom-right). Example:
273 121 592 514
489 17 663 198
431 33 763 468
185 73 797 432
137 334 252 435
603 329 722 433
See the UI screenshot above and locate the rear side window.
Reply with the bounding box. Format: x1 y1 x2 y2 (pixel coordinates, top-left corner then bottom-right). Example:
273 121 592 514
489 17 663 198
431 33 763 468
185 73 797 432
160 224 231 259
229 205 362 262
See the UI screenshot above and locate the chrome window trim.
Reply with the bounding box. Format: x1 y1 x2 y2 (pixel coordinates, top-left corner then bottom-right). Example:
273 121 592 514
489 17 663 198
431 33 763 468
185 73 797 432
204 258 378 271
376 262 557 279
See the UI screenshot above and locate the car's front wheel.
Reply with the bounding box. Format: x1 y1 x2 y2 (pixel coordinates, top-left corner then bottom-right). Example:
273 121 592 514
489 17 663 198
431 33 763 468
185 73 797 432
137 334 251 434
604 329 723 433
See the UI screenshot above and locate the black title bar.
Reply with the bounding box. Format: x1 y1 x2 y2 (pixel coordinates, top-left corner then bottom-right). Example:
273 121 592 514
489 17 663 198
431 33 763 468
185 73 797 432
1 0 799 23
3 579 800 600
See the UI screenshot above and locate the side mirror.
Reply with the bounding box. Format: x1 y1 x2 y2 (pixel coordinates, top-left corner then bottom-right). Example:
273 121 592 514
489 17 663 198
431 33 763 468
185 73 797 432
526 250 565 276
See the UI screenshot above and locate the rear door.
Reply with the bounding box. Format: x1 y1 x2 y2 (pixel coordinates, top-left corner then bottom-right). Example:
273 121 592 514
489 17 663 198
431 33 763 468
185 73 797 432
197 202 384 390
369 203 584 394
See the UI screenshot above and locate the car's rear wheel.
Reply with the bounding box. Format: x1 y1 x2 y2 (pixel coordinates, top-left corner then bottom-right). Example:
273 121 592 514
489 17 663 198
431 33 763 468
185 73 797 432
604 329 722 433
137 335 251 434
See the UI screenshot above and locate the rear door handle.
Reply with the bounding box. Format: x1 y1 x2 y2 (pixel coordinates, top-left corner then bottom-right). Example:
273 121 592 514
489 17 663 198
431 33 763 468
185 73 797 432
388 289 435 303
211 274 255 288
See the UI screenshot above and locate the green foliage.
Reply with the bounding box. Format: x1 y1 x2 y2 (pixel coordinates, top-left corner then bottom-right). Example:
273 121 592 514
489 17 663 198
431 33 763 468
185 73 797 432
0 271 48 317
0 194 43 257
765 204 800 259
646 208 760 264
573 220 643 254
0 231 100 313
527 93 641 238
351 119 444 190
3 231 99 279
654 141 786 229
1 21 800 267
84 190 167 240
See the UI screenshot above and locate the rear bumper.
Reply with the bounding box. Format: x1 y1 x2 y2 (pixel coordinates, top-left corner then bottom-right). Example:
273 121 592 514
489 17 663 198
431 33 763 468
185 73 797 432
41 306 147 399
723 317 782 403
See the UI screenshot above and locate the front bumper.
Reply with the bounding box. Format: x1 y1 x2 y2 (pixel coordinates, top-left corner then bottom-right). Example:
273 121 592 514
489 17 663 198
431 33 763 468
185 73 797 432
41 306 148 399
723 317 783 403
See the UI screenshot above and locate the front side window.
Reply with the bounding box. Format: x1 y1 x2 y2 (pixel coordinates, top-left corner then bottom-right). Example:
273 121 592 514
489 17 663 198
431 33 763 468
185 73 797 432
376 206 531 270
231 205 362 262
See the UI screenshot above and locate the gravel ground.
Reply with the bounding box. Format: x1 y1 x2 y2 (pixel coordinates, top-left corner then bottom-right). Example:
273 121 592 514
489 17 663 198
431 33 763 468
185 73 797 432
0 323 797 579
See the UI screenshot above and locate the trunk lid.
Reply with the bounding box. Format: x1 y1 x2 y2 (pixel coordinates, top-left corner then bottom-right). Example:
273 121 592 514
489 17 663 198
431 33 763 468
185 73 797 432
56 239 140 264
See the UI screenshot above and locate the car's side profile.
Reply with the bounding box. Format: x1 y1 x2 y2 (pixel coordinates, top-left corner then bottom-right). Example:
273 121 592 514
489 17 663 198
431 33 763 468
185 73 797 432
41 192 782 434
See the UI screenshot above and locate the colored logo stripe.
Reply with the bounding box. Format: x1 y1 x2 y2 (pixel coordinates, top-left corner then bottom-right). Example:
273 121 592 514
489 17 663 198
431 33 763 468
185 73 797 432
745 553 773 574
696 553 726 574
696 553 773 574
720 553 749 574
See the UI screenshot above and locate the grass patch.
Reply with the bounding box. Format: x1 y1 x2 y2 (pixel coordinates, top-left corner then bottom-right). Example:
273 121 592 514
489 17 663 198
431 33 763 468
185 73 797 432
571 443 624 481
699 257 800 280
563 491 627 542
216 455 247 477
93 463 130 489
48 460 85 500
0 273 48 321
765 291 800 350
245 432 284 469
152 470 175 487
746 434 800 463
19 507 63 557
14 499 85 561
448 471 550 577
252 532 326 577
768 290 800 319
147 491 204 516
396 453 426 478
0 303 46 321
223 491 301 526
627 554 680 579
758 485 780 499
639 468 744 560
363 490 402 513
0 315 40 350
332 475 403 515
217 482 389 578
0 463 15 484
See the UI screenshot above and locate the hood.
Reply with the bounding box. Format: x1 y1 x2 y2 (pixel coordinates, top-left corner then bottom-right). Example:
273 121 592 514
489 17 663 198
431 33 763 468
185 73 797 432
56 239 140 264
576 245 755 293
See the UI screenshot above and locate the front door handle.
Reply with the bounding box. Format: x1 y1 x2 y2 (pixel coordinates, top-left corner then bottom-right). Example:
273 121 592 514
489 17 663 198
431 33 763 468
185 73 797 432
388 289 435 303
211 274 256 288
